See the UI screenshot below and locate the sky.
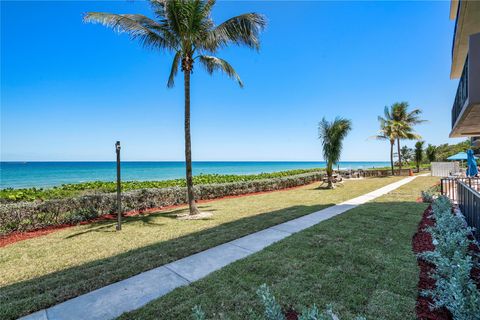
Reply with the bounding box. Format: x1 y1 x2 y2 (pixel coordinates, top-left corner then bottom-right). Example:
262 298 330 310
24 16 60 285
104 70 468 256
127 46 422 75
0 0 465 162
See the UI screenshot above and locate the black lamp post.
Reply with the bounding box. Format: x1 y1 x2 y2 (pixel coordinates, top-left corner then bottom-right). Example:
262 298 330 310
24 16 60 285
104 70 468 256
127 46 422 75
115 141 122 231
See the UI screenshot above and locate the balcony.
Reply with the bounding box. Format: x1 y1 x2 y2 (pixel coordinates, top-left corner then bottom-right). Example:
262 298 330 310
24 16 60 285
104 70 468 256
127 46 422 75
450 33 480 138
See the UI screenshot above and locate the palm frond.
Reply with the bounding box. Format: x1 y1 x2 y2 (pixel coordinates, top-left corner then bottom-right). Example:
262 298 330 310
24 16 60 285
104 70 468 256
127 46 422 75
198 55 243 87
83 12 172 50
202 0 216 16
167 51 182 88
207 13 266 51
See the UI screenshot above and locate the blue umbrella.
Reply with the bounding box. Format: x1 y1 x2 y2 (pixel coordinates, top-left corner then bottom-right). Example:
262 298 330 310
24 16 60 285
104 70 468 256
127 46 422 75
466 149 479 177
447 152 476 161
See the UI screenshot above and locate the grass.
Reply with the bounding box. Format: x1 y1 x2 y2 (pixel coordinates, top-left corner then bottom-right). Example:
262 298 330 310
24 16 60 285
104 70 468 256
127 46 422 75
0 176 404 319
117 176 439 320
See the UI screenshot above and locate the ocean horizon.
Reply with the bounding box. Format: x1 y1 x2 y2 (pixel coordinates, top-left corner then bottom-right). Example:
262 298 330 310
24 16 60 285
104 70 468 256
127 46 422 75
0 161 391 189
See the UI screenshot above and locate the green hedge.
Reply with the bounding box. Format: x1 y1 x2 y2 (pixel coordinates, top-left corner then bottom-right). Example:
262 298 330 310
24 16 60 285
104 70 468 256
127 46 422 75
0 169 322 203
0 172 323 235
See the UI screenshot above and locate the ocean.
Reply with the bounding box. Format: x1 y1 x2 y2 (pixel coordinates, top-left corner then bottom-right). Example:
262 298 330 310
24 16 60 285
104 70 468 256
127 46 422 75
0 161 390 189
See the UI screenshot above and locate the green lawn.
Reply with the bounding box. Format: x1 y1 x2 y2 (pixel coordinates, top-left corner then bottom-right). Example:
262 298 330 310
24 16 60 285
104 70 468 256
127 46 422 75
0 177 404 319
118 176 439 320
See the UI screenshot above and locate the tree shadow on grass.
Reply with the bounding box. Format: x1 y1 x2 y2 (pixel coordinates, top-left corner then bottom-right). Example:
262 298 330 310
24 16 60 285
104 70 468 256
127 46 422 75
64 205 220 239
64 223 117 239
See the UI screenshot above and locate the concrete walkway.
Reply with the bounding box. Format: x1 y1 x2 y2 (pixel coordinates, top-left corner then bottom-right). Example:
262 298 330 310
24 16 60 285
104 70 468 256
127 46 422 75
21 175 421 320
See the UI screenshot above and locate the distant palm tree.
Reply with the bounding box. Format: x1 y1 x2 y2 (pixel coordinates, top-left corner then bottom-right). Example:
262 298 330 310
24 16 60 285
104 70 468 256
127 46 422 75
414 141 424 171
84 0 266 215
390 102 425 172
318 117 352 189
400 145 413 165
426 144 437 162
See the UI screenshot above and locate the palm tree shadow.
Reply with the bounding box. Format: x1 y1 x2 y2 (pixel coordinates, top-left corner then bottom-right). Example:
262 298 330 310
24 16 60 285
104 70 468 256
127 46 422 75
65 224 116 239
314 183 345 190
64 212 170 239
159 205 217 220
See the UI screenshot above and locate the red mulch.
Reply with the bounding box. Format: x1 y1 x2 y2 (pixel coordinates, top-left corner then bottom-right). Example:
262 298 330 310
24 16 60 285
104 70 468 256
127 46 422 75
0 182 317 248
412 205 480 320
412 205 452 320
283 307 299 320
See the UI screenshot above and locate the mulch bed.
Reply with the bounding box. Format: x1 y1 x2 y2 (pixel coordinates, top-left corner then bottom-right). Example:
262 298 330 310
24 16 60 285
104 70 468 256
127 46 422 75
284 307 299 320
412 204 480 320
0 182 317 248
412 205 452 320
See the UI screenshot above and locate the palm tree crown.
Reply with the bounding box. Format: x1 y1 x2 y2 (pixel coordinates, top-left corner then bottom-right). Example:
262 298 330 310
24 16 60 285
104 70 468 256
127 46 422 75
84 0 266 88
378 102 423 174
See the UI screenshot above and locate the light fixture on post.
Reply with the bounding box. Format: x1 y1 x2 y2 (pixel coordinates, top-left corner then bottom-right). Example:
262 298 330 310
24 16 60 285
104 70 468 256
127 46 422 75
115 141 121 231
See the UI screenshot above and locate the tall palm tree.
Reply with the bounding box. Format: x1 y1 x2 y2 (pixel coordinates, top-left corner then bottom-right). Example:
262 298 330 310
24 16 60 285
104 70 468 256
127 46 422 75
318 117 352 189
375 117 396 175
390 102 425 172
84 0 266 215
414 140 424 172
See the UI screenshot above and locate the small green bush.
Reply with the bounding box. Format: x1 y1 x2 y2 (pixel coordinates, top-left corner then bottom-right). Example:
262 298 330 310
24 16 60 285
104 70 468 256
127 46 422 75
192 284 367 320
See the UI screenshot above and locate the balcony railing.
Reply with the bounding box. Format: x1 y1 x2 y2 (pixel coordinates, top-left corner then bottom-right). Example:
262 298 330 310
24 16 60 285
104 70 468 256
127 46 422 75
452 54 469 129
451 0 461 57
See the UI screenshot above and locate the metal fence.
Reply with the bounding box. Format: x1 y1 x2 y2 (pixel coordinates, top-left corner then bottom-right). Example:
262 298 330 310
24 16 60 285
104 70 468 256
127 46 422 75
457 180 480 241
440 177 480 202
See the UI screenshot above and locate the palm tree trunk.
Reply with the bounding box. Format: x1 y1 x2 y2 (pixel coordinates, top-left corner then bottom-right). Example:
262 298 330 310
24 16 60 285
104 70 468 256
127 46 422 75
390 140 395 175
327 162 333 189
397 137 402 175
184 68 200 215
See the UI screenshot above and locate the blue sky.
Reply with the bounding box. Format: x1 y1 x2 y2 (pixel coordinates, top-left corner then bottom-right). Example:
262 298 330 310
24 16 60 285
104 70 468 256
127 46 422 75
1 1 464 161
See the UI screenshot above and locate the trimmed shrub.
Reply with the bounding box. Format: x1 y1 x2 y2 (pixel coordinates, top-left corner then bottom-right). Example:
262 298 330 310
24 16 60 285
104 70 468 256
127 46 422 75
0 169 323 203
0 172 323 235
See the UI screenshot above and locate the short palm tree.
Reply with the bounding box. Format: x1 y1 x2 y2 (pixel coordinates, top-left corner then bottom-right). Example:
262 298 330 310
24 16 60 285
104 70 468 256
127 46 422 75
426 144 437 162
414 140 424 171
318 117 352 189
400 145 413 165
84 0 266 215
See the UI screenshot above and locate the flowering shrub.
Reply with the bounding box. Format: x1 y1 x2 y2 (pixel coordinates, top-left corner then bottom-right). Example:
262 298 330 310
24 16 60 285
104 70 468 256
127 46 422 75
418 196 480 320
192 284 366 320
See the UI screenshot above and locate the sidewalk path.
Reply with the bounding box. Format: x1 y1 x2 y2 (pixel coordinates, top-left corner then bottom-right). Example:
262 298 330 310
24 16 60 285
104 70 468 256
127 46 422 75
21 175 422 320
